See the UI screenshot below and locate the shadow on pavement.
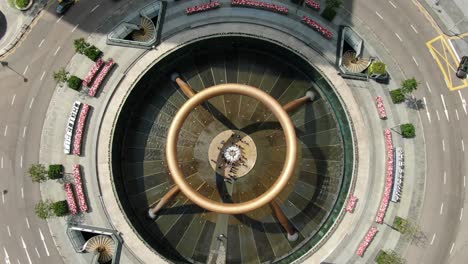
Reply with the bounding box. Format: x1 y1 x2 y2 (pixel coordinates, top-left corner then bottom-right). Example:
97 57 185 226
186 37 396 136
0 11 7 41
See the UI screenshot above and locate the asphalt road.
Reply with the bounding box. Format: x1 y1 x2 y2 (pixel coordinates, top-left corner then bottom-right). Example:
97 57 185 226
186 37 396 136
348 0 467 263
0 1 127 263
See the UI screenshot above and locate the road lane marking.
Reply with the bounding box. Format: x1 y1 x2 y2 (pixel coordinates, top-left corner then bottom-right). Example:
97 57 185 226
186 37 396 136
441 94 449 121
463 139 465 152
90 4 100 13
40 71 45 81
21 236 32 264
444 171 446 184
1 156 3 168
2 191 4 204
11 94 16 105
436 110 441 121
20 155 22 168
38 39 44 48
388 0 397 8
21 187 24 199
423 97 431 123
458 90 467 115
29 98 34 109
412 56 419 66
23 127 27 138
440 203 444 214
461 208 464 221
53 46 61 56
456 109 460 120
71 24 79 32
56 15 63 23
7 225 11 237
442 139 446 152
3 247 10 264
4 125 8 136
426 81 432 93
375 11 384 20
450 242 455 254
25 218 30 229
22 65 28 76
411 24 419 34
34 248 40 258
39 229 50 256
430 233 436 245
395 33 403 42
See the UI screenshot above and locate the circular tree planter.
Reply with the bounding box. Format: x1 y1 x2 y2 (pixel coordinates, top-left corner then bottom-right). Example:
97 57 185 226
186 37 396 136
15 0 33 11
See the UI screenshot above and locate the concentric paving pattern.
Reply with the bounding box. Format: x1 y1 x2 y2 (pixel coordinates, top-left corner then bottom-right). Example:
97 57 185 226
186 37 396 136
112 37 353 263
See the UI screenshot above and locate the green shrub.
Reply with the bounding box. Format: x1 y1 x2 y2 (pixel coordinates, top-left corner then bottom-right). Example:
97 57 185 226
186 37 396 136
51 200 69 217
48 164 63 180
16 0 29 8
28 163 48 183
390 89 405 104
392 216 407 232
321 7 337 21
68 75 82 91
35 200 52 219
84 46 102 62
401 123 416 138
376 250 405 264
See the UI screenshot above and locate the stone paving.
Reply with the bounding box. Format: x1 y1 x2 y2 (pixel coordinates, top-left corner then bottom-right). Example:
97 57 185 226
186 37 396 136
36 0 427 263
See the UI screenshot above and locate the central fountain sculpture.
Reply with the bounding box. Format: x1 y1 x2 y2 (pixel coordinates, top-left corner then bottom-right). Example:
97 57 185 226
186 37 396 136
148 73 315 242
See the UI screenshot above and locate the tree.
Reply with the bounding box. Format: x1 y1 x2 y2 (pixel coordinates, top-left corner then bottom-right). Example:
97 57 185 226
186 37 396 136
325 0 343 9
67 75 82 91
28 163 48 183
400 123 416 138
53 68 70 87
35 200 52 219
74 38 91 54
401 77 419 95
48 164 63 180
376 250 405 264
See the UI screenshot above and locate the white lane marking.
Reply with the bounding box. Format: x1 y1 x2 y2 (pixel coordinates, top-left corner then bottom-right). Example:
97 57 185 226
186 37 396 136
3 247 10 264
90 4 100 13
38 39 44 48
430 233 436 245
448 38 461 62
25 218 30 229
461 208 464 221
412 56 419 66
34 248 40 258
56 15 63 23
388 0 397 8
444 171 446 184
20 237 32 264
456 109 460 120
395 33 403 42
53 46 61 56
441 94 450 121
22 65 28 76
1 191 4 204
11 94 16 105
458 90 467 115
442 139 446 152
426 81 432 93
423 97 431 123
21 187 24 199
450 242 455 254
29 98 34 109
40 71 45 81
1 156 3 168
465 176 466 187
16 259 19 264
4 125 8 137
375 11 384 20
71 24 79 32
39 229 50 256
440 203 444 214
411 24 419 34
20 155 22 168
462 139 465 152
436 110 441 121
23 127 27 138
6 225 11 237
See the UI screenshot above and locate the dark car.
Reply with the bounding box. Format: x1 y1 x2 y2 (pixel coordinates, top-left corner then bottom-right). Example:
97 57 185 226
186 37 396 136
456 56 468 79
56 0 74 14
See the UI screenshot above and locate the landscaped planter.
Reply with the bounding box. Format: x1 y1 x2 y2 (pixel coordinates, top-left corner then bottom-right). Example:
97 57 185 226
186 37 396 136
15 0 33 11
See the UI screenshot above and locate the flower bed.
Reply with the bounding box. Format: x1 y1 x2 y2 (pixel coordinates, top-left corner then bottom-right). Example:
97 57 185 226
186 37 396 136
305 0 320 10
375 96 387 119
82 58 104 87
346 195 358 213
231 0 288 14
376 129 393 224
186 1 220 15
72 104 90 156
73 164 88 213
356 226 378 256
88 59 115 97
64 183 78 215
301 15 333 39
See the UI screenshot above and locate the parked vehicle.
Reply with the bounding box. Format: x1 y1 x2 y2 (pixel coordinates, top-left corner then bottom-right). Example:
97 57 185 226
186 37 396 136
56 0 74 14
456 56 468 79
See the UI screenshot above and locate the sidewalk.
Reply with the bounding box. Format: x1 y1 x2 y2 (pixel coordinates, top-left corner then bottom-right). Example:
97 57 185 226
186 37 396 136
419 0 468 36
